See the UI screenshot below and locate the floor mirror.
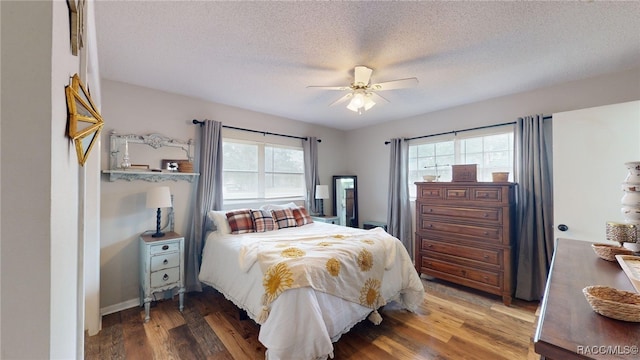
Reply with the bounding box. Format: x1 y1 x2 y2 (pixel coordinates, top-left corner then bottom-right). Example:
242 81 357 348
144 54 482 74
332 175 358 227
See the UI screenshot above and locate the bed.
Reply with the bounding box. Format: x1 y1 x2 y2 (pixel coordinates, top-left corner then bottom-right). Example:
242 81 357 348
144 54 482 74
198 206 424 360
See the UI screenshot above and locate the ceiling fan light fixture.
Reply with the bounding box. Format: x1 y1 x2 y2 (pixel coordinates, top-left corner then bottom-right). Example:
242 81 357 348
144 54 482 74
347 90 375 114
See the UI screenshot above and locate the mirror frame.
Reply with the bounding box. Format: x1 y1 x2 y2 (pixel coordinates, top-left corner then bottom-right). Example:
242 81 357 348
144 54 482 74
332 175 358 227
65 73 104 166
74 122 103 166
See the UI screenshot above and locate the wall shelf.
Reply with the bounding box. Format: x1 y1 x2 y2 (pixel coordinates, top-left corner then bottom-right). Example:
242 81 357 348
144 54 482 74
102 170 199 183
105 131 198 182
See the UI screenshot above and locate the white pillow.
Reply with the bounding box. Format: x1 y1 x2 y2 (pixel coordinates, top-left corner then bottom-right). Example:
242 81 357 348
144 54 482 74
259 202 299 211
207 210 232 234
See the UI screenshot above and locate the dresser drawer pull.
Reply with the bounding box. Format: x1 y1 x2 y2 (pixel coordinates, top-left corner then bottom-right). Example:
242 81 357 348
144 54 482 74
483 276 489 281
163 259 169 265
163 274 170 281
162 245 169 250
428 224 433 228
483 255 490 259
428 208 433 212
483 213 489 218
427 244 433 248
484 231 489 236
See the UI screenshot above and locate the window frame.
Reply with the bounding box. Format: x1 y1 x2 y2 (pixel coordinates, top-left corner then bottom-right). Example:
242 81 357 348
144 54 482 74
222 130 306 206
408 124 515 199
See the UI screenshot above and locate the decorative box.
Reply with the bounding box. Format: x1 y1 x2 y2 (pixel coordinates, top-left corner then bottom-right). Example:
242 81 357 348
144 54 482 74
452 164 477 182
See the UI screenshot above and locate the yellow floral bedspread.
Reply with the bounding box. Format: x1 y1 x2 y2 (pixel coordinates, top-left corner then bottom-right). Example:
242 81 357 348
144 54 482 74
239 228 397 323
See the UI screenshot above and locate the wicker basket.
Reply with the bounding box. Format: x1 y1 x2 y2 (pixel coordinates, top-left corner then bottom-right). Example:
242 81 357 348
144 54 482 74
591 243 634 261
177 161 194 173
582 285 640 322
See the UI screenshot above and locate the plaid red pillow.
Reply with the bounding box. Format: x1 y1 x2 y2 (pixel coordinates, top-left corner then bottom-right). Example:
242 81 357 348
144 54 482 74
271 208 297 229
251 209 276 232
291 206 313 226
226 209 255 234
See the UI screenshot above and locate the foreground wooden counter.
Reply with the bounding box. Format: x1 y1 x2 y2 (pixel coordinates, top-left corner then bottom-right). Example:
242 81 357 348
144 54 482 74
534 238 640 359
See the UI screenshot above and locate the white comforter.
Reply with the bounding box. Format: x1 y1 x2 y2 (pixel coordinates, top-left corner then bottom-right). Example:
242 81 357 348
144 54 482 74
199 222 424 360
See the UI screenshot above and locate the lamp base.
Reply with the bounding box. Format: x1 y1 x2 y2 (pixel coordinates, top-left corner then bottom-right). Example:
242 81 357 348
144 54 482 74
152 208 164 238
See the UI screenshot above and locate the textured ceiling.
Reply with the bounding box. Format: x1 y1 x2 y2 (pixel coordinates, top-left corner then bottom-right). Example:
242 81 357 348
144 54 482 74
94 1 640 131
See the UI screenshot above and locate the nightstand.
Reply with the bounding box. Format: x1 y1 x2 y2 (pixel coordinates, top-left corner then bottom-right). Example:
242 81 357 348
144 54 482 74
311 215 340 224
139 231 185 322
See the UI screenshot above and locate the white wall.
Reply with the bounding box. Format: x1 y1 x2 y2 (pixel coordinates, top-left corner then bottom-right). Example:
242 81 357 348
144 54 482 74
1 0 91 358
99 80 348 311
346 66 640 227
553 101 640 243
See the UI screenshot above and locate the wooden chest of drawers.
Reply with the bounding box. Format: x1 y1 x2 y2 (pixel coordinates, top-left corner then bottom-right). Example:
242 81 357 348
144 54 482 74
415 182 516 305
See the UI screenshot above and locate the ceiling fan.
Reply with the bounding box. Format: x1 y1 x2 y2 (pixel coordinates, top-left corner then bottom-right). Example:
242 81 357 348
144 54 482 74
307 65 419 114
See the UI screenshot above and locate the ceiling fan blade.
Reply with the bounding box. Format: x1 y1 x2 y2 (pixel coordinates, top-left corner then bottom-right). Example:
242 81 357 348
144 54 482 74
329 93 353 107
371 92 389 103
354 66 373 86
370 77 419 91
307 85 351 91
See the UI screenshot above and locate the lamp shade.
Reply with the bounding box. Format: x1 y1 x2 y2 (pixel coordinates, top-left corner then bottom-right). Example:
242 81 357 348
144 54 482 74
146 186 172 209
315 185 330 200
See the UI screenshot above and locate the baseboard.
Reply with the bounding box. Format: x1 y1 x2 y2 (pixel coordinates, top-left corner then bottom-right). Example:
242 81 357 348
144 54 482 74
100 298 140 316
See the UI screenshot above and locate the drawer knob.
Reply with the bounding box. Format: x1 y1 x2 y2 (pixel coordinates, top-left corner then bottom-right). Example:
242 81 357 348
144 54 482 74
428 208 433 212
484 231 489 236
483 276 489 280
483 255 489 259
162 245 169 250
163 274 169 281
483 213 489 218
428 224 433 228
427 244 433 248
163 259 169 265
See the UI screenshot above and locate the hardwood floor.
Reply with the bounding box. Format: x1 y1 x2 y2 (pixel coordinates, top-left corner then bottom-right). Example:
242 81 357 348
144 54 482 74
85 278 541 359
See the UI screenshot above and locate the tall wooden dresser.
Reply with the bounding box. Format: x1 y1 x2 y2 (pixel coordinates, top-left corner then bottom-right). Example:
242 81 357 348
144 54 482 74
415 182 516 305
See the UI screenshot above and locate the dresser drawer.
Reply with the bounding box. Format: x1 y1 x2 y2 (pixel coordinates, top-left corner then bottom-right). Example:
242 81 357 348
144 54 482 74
421 239 502 266
418 186 443 200
421 257 501 287
444 187 470 200
151 251 180 272
419 204 502 224
419 220 504 244
150 267 180 288
472 187 504 203
150 242 179 255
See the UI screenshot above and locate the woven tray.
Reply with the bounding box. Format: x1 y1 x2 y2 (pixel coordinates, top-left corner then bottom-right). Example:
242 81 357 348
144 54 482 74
591 243 634 261
582 285 640 322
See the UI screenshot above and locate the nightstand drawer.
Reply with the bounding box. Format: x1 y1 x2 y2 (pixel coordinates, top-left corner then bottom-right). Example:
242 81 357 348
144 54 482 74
150 242 179 255
150 267 180 287
151 252 180 272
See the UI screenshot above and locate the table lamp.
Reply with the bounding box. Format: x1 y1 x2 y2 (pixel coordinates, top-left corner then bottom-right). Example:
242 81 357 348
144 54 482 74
146 186 172 237
315 185 330 216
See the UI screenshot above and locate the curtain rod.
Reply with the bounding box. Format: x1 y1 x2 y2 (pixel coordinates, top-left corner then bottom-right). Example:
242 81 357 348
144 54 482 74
384 115 551 144
192 119 321 142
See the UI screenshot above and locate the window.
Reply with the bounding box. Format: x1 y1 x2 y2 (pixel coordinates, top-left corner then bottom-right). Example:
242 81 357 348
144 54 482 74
408 125 514 198
223 139 305 201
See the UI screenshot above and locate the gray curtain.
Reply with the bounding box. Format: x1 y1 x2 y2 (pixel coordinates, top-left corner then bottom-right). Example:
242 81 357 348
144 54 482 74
303 137 321 214
514 115 554 301
387 138 413 257
185 119 223 292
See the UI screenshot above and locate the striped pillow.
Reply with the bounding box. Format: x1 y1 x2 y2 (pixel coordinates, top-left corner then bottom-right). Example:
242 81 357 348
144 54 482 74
251 209 276 232
226 209 255 234
291 206 313 226
271 208 297 229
